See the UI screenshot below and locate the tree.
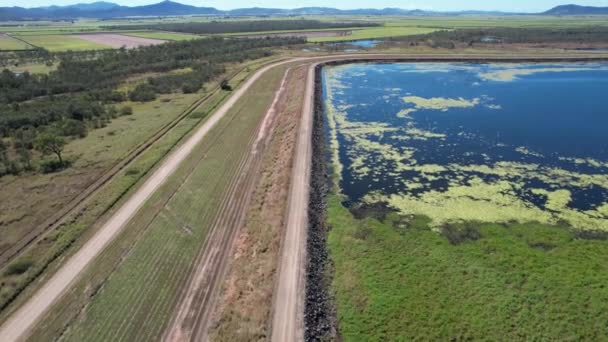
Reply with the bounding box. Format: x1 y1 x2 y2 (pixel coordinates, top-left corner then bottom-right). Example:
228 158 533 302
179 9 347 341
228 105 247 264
35 132 65 165
220 79 232 91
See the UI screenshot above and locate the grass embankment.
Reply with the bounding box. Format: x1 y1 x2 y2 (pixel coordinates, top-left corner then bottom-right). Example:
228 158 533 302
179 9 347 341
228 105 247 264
0 58 275 323
209 64 307 340
26 62 289 341
328 194 608 340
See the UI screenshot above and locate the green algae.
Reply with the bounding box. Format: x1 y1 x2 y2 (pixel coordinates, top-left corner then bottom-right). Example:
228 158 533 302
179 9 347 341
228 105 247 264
323 64 608 231
479 67 594 82
403 96 480 112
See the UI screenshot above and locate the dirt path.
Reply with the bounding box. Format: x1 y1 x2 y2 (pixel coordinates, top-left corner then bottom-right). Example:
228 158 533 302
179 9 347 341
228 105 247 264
0 58 301 342
270 62 316 342
163 68 294 342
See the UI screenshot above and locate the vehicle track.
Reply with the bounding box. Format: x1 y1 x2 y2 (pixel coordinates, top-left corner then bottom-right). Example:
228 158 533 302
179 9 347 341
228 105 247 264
0 57 298 342
164 68 292 342
270 62 315 342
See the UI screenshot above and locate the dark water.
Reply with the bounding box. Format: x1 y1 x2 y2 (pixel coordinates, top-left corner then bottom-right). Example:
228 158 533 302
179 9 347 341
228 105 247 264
323 63 608 215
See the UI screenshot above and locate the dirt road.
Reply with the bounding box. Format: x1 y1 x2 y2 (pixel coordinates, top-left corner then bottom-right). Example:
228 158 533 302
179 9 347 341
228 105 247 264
0 57 301 342
163 68 293 342
270 62 316 342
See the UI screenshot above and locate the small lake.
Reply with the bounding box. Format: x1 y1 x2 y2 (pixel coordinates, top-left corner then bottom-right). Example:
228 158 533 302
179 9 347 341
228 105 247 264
331 39 383 48
323 62 608 229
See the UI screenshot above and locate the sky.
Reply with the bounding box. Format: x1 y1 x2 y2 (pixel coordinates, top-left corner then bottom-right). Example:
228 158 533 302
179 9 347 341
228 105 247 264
2 0 608 12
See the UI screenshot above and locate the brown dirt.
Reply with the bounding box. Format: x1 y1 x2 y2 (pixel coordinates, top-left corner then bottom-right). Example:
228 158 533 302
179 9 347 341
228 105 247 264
207 65 307 341
71 33 167 49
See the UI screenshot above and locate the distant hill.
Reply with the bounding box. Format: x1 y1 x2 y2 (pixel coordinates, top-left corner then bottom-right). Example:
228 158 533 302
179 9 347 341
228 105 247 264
544 4 608 15
1 1 607 21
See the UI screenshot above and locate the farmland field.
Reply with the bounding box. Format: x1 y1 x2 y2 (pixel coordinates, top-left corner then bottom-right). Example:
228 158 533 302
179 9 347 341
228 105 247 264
71 33 166 48
14 34 111 51
0 34 32 50
309 26 439 42
123 31 202 41
323 62 608 340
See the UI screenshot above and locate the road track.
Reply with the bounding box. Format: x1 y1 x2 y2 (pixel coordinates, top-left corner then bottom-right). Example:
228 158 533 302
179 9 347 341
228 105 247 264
0 57 302 342
164 68 293 342
270 62 316 342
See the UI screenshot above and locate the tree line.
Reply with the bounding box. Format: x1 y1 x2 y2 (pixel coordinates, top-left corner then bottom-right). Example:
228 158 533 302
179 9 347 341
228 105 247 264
104 20 379 35
0 36 304 176
393 26 608 47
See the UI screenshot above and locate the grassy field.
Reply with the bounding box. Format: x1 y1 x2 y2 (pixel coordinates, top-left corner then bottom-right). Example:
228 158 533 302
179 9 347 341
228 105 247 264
123 31 202 41
309 26 438 42
13 34 110 51
5 62 57 74
0 34 32 51
0 57 279 321
327 194 608 340
27 62 287 342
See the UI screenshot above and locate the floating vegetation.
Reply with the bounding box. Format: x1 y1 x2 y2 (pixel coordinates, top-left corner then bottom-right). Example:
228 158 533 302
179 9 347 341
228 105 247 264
402 95 480 112
324 62 608 231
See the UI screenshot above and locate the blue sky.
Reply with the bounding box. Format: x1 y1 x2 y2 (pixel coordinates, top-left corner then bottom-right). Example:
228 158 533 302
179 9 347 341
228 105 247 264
3 0 608 12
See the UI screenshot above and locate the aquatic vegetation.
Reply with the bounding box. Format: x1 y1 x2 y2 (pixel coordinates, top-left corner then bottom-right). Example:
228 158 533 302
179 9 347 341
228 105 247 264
402 96 480 112
324 62 608 230
478 66 595 82
323 62 608 341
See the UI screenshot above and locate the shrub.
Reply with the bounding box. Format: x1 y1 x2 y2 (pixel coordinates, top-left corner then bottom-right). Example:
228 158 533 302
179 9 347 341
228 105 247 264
441 222 482 245
120 106 133 116
4 259 33 276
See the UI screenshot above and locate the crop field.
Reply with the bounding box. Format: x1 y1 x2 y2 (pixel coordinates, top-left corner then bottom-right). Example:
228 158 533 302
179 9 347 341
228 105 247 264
309 26 439 42
25 62 288 341
0 34 32 51
123 31 202 41
70 33 166 48
13 34 111 51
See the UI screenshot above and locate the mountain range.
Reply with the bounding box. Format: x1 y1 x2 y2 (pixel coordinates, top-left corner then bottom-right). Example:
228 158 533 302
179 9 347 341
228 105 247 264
1 1 607 20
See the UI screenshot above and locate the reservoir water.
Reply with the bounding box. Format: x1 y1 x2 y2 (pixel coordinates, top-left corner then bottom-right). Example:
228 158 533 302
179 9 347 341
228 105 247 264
323 62 608 229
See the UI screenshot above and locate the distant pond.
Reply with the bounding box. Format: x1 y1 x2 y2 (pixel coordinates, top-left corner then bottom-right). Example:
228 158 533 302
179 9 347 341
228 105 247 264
323 62 608 229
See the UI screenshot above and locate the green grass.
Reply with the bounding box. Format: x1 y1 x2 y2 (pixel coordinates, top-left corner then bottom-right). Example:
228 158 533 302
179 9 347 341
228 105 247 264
123 31 203 41
25 61 287 341
6 63 57 74
0 34 32 51
327 194 608 341
0 58 277 322
15 34 110 51
309 27 439 42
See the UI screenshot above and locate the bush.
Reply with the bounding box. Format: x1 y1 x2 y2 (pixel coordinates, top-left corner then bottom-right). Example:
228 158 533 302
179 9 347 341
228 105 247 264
120 106 133 116
4 259 33 276
39 159 70 173
441 223 482 245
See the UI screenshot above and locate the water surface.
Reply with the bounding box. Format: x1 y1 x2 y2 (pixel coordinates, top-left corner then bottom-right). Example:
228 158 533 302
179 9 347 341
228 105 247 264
323 62 608 229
